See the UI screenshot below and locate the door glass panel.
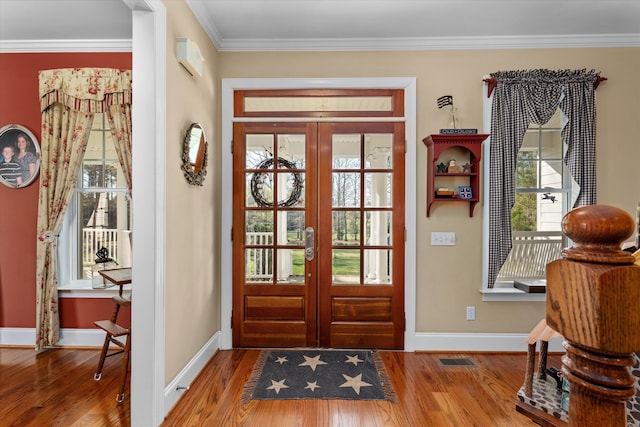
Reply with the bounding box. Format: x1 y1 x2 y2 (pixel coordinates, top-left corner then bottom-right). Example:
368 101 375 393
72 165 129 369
332 173 360 207
245 211 273 239
246 134 274 169
332 249 360 284
364 249 392 285
278 134 306 169
276 249 305 284
332 135 360 169
246 172 273 207
365 211 391 246
277 172 305 208
332 211 360 246
364 134 393 169
364 172 392 207
245 247 273 283
277 211 305 245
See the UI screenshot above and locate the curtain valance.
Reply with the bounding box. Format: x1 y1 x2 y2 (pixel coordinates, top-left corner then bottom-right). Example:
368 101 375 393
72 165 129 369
39 68 132 113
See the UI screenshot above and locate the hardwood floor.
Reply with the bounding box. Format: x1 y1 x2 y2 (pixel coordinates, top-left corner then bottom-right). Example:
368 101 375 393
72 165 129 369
0 347 560 426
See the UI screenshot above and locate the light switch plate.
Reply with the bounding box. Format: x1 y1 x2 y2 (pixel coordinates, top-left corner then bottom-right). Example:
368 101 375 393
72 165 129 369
431 232 456 246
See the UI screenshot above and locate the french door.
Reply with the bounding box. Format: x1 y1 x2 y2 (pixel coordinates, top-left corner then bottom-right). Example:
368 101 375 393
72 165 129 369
232 121 405 349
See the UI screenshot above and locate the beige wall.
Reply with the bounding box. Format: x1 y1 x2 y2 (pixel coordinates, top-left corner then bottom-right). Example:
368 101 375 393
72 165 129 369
218 48 640 334
164 0 221 383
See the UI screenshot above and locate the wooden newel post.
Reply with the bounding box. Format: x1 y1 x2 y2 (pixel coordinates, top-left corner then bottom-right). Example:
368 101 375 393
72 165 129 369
546 205 640 427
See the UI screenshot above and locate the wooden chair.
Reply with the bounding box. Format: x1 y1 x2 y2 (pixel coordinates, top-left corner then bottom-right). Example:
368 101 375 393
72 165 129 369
93 293 131 403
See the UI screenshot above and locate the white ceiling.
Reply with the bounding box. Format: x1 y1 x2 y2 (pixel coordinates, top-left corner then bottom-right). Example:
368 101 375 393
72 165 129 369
1 0 639 51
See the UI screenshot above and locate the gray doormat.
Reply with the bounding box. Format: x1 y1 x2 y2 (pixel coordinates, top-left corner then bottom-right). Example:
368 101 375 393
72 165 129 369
241 349 396 404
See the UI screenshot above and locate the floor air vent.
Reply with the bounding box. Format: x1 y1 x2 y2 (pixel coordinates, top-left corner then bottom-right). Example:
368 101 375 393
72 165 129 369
438 357 475 367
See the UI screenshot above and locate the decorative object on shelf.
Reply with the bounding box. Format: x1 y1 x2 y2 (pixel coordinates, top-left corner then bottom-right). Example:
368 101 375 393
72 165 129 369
436 188 454 197
423 133 488 217
440 128 478 134
250 157 303 208
92 247 119 289
437 95 457 129
436 162 447 173
0 124 41 188
182 123 208 186
458 186 473 199
447 159 461 173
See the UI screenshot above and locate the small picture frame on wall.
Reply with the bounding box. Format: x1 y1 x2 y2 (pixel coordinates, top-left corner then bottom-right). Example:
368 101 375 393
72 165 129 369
0 124 41 189
458 185 473 199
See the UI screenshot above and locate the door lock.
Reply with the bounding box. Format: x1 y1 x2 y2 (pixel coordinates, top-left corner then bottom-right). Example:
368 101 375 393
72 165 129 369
305 227 315 261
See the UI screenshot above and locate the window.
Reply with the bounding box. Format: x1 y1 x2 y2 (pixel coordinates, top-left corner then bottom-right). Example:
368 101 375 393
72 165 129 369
495 110 567 283
58 113 132 289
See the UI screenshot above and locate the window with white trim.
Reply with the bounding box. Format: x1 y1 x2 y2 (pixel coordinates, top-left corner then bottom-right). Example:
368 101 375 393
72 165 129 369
494 110 568 284
59 113 132 288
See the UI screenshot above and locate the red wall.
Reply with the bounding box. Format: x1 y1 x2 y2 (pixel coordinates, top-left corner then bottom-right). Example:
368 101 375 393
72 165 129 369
0 53 132 330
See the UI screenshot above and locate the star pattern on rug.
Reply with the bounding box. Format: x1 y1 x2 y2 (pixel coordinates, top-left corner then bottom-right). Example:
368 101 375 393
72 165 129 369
305 381 320 391
266 379 289 394
345 354 364 366
298 354 328 371
339 373 372 395
275 356 288 364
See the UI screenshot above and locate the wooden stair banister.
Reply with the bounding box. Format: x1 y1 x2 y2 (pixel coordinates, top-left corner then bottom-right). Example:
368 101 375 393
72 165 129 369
546 204 640 427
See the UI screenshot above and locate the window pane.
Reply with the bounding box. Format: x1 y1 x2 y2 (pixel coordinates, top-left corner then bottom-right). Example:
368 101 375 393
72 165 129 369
245 248 273 283
277 134 305 169
516 159 537 188
333 135 360 169
332 173 360 207
78 192 131 279
277 210 305 245
540 131 562 160
332 249 360 284
245 211 273 240
247 172 273 207
364 172 392 207
276 248 304 284
277 172 305 208
364 249 392 285
364 134 393 169
365 211 391 246
541 161 563 190
332 211 360 246
246 134 274 169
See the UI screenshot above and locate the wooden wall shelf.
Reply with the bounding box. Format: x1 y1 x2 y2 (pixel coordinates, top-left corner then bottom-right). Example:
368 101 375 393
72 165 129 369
423 133 488 217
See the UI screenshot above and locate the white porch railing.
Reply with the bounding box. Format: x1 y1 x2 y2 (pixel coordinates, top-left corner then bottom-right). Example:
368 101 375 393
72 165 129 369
497 231 564 281
83 228 119 266
246 232 274 281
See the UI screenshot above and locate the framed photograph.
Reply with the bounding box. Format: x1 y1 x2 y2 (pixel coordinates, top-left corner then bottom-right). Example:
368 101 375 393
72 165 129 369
0 124 41 188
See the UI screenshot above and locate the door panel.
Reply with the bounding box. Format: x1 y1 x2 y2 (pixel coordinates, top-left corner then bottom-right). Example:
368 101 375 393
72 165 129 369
233 121 404 349
317 122 405 349
233 122 317 347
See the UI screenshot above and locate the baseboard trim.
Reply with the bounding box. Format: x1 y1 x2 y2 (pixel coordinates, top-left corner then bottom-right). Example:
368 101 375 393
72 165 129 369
414 332 564 353
163 332 221 417
1 328 564 353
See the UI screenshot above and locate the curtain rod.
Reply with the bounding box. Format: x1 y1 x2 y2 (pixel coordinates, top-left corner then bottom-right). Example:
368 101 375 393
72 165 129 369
482 75 607 98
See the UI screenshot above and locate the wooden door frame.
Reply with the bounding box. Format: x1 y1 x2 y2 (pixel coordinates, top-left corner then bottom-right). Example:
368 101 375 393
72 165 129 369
221 78 417 351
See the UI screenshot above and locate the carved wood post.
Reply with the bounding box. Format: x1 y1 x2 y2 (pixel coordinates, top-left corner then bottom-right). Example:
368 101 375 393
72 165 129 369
546 205 640 427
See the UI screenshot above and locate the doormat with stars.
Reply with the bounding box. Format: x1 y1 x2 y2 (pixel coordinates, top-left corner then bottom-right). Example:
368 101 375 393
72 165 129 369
241 349 396 403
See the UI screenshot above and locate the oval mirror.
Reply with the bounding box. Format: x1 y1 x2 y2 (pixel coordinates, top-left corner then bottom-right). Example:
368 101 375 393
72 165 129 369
181 123 207 185
0 124 41 189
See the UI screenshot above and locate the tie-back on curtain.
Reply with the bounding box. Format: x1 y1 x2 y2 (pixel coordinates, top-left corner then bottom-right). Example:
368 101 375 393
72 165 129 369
487 69 598 289
35 68 132 351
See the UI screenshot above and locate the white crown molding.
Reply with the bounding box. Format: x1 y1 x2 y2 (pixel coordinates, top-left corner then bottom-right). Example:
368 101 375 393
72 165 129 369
0 39 132 53
215 34 640 52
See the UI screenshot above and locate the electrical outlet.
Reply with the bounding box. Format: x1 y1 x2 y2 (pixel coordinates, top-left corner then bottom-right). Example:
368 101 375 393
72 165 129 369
466 306 476 321
431 232 456 246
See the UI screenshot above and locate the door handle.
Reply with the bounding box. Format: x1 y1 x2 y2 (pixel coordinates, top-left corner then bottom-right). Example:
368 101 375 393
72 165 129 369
305 227 315 261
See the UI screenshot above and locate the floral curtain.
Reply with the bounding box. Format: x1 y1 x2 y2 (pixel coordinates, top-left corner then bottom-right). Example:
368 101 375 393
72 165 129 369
487 69 599 288
35 68 132 351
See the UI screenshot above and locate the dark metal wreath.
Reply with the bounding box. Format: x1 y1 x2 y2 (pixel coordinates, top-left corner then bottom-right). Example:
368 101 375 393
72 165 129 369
250 157 303 207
